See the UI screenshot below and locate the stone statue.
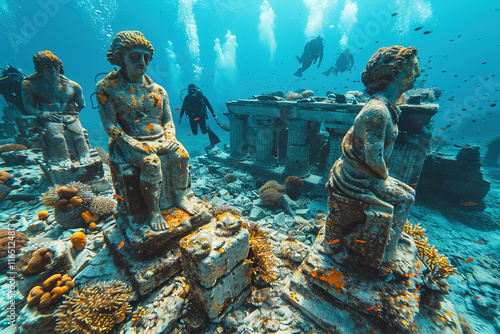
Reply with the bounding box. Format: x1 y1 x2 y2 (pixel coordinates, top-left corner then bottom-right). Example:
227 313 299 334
329 46 420 262
22 51 91 167
96 31 201 231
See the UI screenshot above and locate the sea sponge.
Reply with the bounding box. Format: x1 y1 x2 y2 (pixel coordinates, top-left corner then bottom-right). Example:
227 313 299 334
37 211 50 221
211 205 242 218
70 232 86 250
0 171 12 184
69 196 83 207
0 183 11 201
24 248 53 274
55 280 133 334
58 186 78 199
89 222 96 230
259 181 286 210
0 144 27 154
90 196 117 216
284 176 304 200
0 229 27 259
224 173 237 183
28 274 74 309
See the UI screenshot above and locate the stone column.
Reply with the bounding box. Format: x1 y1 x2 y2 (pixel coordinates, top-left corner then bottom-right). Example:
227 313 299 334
325 125 346 170
253 116 276 168
284 119 310 176
225 112 248 160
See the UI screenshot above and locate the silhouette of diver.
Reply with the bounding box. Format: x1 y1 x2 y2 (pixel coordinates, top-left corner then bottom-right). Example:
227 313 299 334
294 36 324 77
179 84 220 145
323 49 354 76
0 65 26 113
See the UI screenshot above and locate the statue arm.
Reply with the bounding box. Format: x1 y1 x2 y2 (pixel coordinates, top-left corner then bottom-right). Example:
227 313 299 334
21 80 42 117
73 83 85 112
363 110 389 179
162 93 176 140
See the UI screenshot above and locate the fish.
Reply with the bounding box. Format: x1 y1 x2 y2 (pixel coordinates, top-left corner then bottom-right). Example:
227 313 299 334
356 240 366 243
410 183 417 186
366 307 375 311
481 62 488 64
476 239 485 243
440 127 448 130
135 119 140 123
423 31 432 34
414 27 424 31
491 103 497 107
174 108 180 110
48 103 53 106
287 98 293 100
118 241 125 250
194 118 200 121
223 192 229 196
391 12 399 16
461 202 477 206
113 194 123 200
204 195 208 201
463 258 474 263
179 163 182 169
327 239 340 244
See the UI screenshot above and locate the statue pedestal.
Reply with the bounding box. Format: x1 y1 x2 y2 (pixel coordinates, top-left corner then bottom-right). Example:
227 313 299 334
43 158 104 185
281 232 464 334
180 217 252 321
104 203 212 296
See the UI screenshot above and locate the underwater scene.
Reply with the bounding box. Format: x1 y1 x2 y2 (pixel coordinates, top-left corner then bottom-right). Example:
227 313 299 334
0 0 499 333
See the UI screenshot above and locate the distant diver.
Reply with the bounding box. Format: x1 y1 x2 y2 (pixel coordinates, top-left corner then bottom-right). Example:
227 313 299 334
323 49 354 76
294 36 324 77
179 84 220 145
0 65 26 113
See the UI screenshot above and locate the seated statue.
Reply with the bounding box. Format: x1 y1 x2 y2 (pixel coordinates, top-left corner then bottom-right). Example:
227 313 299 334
22 51 91 167
96 31 201 231
329 46 420 262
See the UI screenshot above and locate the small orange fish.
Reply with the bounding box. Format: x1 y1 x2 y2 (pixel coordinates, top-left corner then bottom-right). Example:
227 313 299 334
146 232 152 237
287 97 293 100
179 163 182 169
476 239 484 243
290 146 294 148
204 195 208 201
461 202 477 206
113 194 123 200
475 296 480 299
194 118 200 121
118 241 124 250
327 239 340 244
299 226 304 230
411 183 417 186
174 108 180 110
135 119 140 123
440 127 448 130
356 240 366 243
223 192 229 196
238 161 241 163
147 124 154 131
366 307 375 311
180 174 184 178
48 103 53 106
214 193 219 196
463 258 474 263
416 285 421 290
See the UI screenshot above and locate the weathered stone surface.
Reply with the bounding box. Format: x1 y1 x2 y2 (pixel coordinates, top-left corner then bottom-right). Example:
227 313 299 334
249 207 265 220
48 159 104 185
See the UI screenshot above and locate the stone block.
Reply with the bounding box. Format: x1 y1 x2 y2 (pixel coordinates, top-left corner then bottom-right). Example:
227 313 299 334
249 207 265 220
295 209 311 220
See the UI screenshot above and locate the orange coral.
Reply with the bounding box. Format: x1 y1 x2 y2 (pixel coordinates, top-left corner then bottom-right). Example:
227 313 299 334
37 211 49 221
28 274 74 309
70 232 86 250
24 248 52 274
150 93 162 106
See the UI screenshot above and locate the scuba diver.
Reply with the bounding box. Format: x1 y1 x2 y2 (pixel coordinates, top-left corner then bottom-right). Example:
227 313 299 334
323 49 354 76
0 65 26 113
294 36 324 77
179 84 220 145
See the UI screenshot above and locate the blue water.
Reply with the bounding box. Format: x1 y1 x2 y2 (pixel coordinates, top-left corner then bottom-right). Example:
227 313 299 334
0 0 499 150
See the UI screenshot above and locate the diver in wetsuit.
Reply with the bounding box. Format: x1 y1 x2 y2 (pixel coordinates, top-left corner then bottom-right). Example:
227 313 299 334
179 84 217 134
294 36 324 77
323 49 354 76
0 65 25 114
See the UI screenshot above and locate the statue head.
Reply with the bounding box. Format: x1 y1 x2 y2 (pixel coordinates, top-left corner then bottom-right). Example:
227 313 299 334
362 46 419 96
33 51 64 75
106 31 154 68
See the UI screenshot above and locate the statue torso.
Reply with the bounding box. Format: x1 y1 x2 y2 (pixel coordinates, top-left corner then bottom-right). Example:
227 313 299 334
24 74 79 114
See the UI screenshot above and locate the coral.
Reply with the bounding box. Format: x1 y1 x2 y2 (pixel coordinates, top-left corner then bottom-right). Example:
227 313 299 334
0 144 27 154
224 173 237 183
88 222 96 230
0 183 11 200
259 181 286 209
55 280 133 334
38 211 50 221
58 186 79 199
95 146 109 165
242 221 279 284
284 176 303 187
90 196 117 216
211 205 242 218
0 171 12 184
27 274 75 309
71 232 87 250
0 229 27 259
404 223 457 284
24 248 53 274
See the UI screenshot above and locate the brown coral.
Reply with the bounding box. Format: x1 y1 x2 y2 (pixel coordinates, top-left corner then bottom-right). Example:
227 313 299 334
71 232 86 250
259 181 286 209
0 229 27 259
0 171 12 184
24 248 53 274
224 173 237 183
211 205 242 218
0 144 27 154
242 221 279 284
55 280 133 334
58 186 79 199
27 274 74 309
284 175 304 187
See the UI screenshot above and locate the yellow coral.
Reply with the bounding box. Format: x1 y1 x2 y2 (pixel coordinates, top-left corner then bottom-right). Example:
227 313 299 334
70 232 86 250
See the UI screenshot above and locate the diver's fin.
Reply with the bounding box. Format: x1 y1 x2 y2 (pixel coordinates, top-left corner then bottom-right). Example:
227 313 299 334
322 67 332 76
294 70 303 77
206 126 220 146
